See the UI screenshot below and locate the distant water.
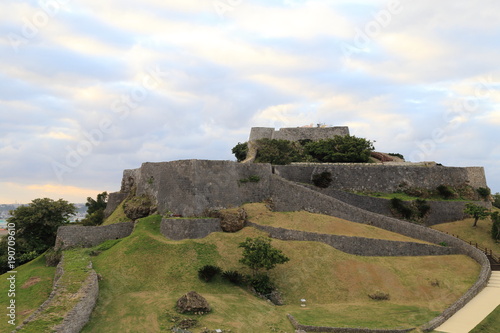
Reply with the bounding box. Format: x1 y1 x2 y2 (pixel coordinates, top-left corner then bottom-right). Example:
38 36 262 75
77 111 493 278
0 219 7 229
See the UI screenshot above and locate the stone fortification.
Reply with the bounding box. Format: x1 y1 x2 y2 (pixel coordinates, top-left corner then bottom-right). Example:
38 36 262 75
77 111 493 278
274 164 488 193
55 222 134 250
249 126 349 142
160 218 222 240
121 160 272 216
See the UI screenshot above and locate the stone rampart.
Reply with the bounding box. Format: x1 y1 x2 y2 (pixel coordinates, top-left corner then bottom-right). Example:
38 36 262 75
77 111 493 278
122 160 273 216
248 222 458 257
160 218 222 240
269 175 491 331
55 222 134 250
103 192 127 218
249 126 350 142
274 164 488 193
306 186 491 226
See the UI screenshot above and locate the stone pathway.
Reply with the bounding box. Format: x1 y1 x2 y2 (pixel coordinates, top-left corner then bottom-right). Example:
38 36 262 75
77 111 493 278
436 271 500 333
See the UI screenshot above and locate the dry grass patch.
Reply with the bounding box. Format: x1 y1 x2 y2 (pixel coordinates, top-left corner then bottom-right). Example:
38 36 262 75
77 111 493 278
234 202 429 244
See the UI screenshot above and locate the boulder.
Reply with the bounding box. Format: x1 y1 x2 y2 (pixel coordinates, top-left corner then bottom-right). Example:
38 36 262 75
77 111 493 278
176 291 211 314
219 208 247 233
123 195 156 220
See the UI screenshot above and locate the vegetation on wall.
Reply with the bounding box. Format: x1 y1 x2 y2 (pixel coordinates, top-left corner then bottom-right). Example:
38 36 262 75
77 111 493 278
232 135 375 165
312 171 333 188
390 198 430 223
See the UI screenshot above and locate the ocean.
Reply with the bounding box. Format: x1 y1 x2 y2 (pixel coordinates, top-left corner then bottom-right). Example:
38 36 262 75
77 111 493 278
0 219 7 229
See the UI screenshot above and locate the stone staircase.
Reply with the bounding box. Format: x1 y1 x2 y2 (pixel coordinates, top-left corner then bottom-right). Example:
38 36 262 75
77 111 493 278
487 271 500 288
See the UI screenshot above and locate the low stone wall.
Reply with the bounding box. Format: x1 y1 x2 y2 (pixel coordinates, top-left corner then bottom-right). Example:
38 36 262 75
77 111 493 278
14 259 99 333
248 222 458 257
54 265 99 333
306 186 491 226
287 314 414 333
55 222 134 250
160 218 222 240
270 175 491 331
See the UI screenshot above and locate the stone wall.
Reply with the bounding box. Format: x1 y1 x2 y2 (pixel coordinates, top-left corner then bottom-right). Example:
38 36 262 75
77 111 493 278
55 222 134 250
122 160 273 216
248 222 458 257
307 186 491 226
249 126 350 142
274 164 488 193
103 192 127 218
269 175 491 331
287 314 415 333
160 218 222 240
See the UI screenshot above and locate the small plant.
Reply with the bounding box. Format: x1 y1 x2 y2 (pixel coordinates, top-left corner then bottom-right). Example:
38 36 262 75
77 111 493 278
249 273 275 295
239 175 261 183
312 171 333 188
430 279 441 287
439 242 448 247
198 265 222 282
437 185 456 199
368 291 390 301
415 199 431 218
390 198 413 219
222 270 245 285
147 176 154 185
477 187 491 200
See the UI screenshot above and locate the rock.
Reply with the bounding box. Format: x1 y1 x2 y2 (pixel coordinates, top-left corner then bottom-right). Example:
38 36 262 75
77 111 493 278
123 195 156 220
219 208 247 232
176 291 211 314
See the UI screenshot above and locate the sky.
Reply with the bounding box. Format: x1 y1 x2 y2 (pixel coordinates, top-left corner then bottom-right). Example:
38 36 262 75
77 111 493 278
0 0 499 204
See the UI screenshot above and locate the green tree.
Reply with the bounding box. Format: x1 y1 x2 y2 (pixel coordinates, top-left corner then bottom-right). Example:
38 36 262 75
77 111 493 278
492 192 500 209
464 203 490 227
0 198 76 273
254 138 305 165
238 237 289 275
304 135 374 163
491 212 500 241
81 191 108 226
232 142 248 162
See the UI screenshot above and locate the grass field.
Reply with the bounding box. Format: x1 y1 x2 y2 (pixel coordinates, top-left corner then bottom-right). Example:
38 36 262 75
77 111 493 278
470 305 500 333
80 214 479 332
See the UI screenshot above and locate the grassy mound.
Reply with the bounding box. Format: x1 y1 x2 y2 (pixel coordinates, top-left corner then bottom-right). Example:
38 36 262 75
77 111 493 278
81 214 479 332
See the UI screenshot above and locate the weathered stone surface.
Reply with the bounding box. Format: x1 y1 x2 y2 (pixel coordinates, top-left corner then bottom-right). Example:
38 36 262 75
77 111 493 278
176 291 211 314
219 208 247 232
123 195 155 220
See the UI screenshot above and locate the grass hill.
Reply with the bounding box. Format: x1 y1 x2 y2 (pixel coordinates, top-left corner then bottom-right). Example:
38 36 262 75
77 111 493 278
1 205 486 332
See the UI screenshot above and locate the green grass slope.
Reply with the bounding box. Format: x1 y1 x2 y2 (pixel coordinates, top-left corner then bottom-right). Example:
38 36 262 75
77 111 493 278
81 214 480 332
0 254 56 332
470 305 500 333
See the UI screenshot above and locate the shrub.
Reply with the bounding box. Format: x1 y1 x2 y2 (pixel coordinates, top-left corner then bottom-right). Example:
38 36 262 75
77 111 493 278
415 199 431 218
388 153 404 160
249 273 275 295
477 187 491 200
491 212 500 241
222 270 245 285
493 193 500 209
312 171 332 188
390 198 413 220
198 265 222 282
368 291 390 301
239 175 260 183
304 135 374 163
437 185 456 199
232 142 248 162
254 139 304 165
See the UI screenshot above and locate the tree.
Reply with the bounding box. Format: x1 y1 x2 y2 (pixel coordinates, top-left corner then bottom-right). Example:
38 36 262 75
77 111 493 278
464 203 490 227
254 139 305 165
491 212 500 241
492 192 500 209
232 142 248 162
238 237 289 275
0 198 76 273
81 191 108 226
304 135 374 163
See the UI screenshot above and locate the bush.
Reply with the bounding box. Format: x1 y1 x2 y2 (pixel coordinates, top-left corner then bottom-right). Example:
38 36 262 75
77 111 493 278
254 139 304 165
390 198 413 220
312 171 332 188
232 142 248 162
222 270 245 285
477 187 491 200
198 265 222 282
304 135 374 163
415 199 431 218
493 193 500 209
249 273 275 295
437 185 456 199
